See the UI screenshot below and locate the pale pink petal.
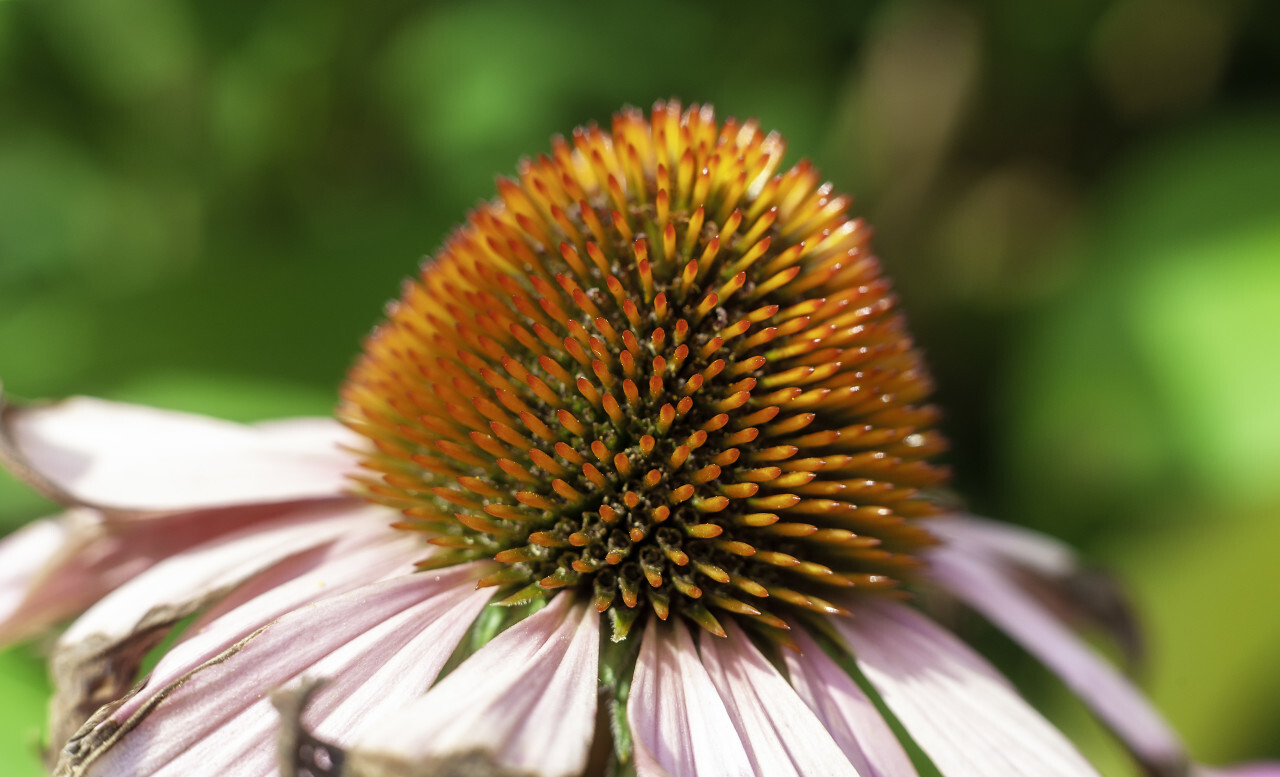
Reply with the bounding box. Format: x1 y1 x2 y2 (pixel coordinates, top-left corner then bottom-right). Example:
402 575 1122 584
251 416 363 451
303 577 490 740
48 503 393 750
0 511 103 643
112 525 426 718
628 619 753 777
929 547 1185 774
61 564 489 777
928 514 1143 663
699 623 862 777
0 500 368 646
1196 764 1280 777
348 595 600 777
927 514 1077 577
836 599 1102 777
1 396 357 512
784 627 918 777
59 503 376 647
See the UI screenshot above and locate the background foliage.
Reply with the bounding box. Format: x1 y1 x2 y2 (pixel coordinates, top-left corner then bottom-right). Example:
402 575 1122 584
1 1 1277 774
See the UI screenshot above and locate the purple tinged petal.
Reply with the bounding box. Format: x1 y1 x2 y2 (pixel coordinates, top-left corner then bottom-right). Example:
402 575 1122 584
0 511 113 644
348 594 600 777
0 500 377 647
928 514 1144 664
62 563 490 776
48 504 408 751
698 622 862 777
929 547 1186 775
836 599 1102 777
628 619 753 777
59 504 376 648
784 626 919 777
0 396 358 512
1196 764 1280 777
105 520 425 725
927 514 1077 578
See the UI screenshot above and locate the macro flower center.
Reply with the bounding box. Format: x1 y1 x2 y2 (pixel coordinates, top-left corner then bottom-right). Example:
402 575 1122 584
340 102 949 640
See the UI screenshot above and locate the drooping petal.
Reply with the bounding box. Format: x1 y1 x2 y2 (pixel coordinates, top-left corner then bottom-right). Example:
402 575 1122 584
927 514 1077 577
783 627 918 777
835 598 1102 777
59 504 376 649
1196 764 1280 777
929 547 1186 775
628 619 753 777
58 564 490 777
0 396 358 512
0 500 359 646
49 503 389 751
698 623 862 777
0 511 110 644
928 514 1143 664
347 594 600 777
106 522 426 723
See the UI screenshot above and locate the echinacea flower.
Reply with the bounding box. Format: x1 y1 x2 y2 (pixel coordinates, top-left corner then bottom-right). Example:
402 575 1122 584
0 101 1274 777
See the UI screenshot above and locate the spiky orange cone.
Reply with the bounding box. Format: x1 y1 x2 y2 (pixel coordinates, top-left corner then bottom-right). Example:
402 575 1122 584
340 101 949 641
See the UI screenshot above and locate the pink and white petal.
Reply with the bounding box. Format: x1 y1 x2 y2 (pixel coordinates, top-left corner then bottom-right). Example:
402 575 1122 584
60 564 490 777
928 514 1143 663
59 503 377 648
1196 764 1280 777
348 595 600 777
49 503 390 750
0 510 110 644
250 416 363 451
628 619 753 777
836 599 1102 777
929 548 1185 775
0 500 366 647
699 623 862 777
0 396 357 512
103 522 426 732
302 578 490 740
784 627 918 777
927 514 1077 578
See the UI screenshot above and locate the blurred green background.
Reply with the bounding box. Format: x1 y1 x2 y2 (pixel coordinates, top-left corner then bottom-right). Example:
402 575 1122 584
1 0 1277 774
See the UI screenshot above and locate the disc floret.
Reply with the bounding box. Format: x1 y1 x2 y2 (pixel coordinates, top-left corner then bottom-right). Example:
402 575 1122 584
340 101 949 639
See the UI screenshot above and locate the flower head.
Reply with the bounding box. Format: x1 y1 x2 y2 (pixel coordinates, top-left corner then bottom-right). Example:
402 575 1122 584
339 101 946 641
0 101 1275 777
